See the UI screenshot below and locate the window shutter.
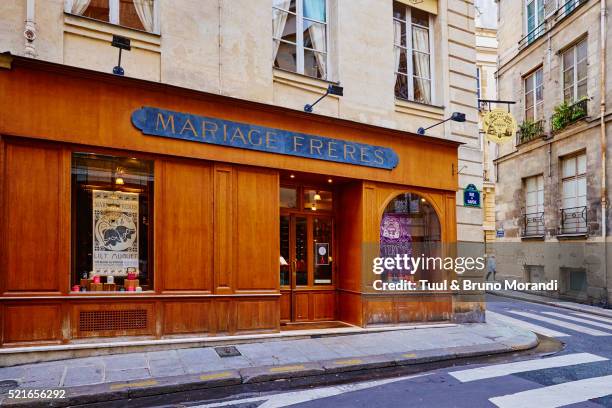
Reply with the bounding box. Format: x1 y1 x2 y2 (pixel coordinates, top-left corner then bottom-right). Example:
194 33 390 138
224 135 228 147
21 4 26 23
544 0 558 19
395 0 438 15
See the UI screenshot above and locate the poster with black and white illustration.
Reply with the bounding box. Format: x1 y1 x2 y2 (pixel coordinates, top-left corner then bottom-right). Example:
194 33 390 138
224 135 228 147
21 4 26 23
93 190 139 275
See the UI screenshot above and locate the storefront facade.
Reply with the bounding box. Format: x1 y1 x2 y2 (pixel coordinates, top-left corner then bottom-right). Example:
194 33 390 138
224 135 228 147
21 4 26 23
0 56 461 347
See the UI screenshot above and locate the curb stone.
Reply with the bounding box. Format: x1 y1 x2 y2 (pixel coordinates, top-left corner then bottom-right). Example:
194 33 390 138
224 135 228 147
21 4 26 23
0 332 539 407
488 291 612 319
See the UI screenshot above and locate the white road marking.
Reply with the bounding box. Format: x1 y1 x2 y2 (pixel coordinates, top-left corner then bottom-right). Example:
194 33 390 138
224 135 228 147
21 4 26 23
449 353 607 383
486 311 570 338
572 312 612 324
508 311 611 336
489 374 612 408
542 311 612 331
194 372 432 408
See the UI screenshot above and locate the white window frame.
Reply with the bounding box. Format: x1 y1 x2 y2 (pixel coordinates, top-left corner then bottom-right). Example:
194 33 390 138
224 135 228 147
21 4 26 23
525 174 545 235
562 39 588 103
272 0 330 80
524 67 544 121
525 0 544 39
64 0 161 34
393 4 436 105
561 152 587 210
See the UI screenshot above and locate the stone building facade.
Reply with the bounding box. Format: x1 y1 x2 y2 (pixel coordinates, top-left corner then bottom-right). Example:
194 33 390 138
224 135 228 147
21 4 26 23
495 0 612 304
0 0 483 244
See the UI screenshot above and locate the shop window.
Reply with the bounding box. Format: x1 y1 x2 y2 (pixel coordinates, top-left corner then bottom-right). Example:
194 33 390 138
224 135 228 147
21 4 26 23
72 153 153 293
380 193 441 282
65 0 159 33
393 2 434 104
280 187 298 209
303 189 332 211
273 0 329 80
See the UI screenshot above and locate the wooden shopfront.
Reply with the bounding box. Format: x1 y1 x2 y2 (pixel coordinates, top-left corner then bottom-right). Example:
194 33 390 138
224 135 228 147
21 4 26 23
0 55 460 347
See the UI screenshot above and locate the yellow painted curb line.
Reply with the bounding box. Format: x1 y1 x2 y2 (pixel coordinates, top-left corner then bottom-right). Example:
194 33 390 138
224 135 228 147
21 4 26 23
333 359 363 365
269 365 305 373
403 353 417 358
200 372 233 381
110 379 158 390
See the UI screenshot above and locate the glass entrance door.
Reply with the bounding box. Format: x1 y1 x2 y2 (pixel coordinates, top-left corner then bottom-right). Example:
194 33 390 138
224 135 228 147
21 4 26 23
279 213 335 322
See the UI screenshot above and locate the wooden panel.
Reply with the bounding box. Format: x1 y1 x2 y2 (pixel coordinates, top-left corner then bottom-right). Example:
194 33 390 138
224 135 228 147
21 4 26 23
236 300 278 331
280 291 291 321
158 160 213 291
396 297 426 322
293 292 309 321
338 291 362 326
235 168 279 291
312 292 335 321
163 301 210 335
3 142 66 292
214 165 234 293
423 296 453 321
336 182 363 293
365 298 394 325
212 300 234 334
3 304 62 343
71 302 155 338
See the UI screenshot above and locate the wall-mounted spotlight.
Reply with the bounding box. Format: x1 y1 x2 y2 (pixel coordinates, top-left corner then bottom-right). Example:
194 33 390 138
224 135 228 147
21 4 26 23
304 84 344 113
417 112 466 135
111 35 131 76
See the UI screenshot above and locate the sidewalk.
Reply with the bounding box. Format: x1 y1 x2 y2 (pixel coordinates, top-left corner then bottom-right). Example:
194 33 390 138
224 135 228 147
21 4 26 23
489 290 612 318
0 320 537 407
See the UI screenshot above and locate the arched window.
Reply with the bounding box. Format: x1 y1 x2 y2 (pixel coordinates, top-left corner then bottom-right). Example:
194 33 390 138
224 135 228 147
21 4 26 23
380 193 441 282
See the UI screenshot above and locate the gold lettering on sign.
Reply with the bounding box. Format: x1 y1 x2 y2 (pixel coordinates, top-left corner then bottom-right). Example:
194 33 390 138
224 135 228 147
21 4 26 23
310 138 323 155
231 127 248 145
247 129 263 146
266 132 278 149
344 144 356 161
293 136 304 152
202 120 218 139
180 118 197 137
328 142 339 159
373 149 385 164
156 113 175 133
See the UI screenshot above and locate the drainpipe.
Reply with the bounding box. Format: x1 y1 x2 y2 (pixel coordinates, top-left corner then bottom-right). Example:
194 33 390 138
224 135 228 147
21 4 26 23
599 0 608 303
23 0 36 58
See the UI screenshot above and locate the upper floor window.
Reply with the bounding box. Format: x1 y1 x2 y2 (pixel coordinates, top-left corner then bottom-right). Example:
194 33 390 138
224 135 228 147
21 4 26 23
273 0 328 80
525 0 544 43
524 67 544 121
562 39 587 103
393 2 434 105
65 0 159 33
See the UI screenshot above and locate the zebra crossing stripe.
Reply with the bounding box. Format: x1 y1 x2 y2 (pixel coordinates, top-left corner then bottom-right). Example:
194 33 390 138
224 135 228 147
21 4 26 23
508 311 611 336
489 374 612 408
486 311 569 338
449 353 607 383
541 311 612 331
572 312 612 324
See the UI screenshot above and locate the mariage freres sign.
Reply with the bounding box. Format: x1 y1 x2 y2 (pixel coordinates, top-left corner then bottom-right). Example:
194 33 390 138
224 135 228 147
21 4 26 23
131 107 399 170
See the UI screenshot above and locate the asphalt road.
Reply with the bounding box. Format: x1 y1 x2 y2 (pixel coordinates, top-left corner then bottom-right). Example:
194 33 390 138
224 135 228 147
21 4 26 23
181 294 612 408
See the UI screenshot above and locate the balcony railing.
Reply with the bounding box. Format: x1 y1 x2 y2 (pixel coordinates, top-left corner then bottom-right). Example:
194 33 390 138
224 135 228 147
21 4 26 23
517 119 546 145
560 206 588 235
522 211 545 237
518 20 546 50
551 98 588 133
518 0 587 51
556 0 587 21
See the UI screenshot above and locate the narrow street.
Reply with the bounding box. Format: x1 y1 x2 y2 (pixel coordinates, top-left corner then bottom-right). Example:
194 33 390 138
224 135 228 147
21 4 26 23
177 295 612 408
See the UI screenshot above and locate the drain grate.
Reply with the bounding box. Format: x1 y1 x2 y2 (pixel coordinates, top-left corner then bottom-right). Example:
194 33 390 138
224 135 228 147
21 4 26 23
214 346 242 358
0 380 19 394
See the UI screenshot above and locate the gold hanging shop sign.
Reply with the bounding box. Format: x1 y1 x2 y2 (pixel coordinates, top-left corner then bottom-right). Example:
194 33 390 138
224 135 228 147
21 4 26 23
395 0 438 15
483 108 517 144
